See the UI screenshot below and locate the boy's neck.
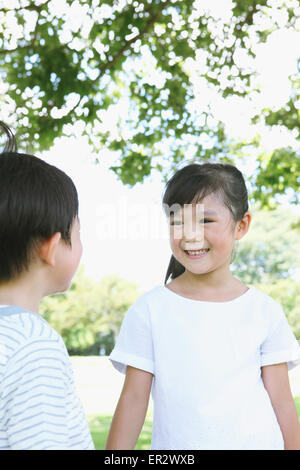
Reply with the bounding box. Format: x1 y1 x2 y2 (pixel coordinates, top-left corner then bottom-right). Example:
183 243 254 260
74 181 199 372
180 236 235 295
0 276 43 314
0 294 41 314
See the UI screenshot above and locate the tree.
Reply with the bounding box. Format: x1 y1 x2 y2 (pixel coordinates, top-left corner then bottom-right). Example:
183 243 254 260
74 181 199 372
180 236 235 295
231 203 300 285
40 265 141 354
250 57 300 209
0 0 299 207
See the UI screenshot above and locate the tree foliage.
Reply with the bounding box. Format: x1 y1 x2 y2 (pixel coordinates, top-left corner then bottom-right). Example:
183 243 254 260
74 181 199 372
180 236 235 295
231 203 300 285
40 265 141 354
0 0 299 206
251 58 300 209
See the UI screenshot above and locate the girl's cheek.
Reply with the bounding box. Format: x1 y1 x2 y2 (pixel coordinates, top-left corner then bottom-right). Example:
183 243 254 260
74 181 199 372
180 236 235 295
174 229 185 242
170 225 185 239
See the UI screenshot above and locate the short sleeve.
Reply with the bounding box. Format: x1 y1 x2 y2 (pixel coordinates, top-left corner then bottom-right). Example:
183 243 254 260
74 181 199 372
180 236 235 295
109 302 155 375
3 337 69 449
260 305 300 371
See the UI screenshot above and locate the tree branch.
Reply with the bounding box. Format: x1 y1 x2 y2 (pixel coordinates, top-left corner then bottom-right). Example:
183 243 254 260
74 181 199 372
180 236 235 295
62 1 173 118
243 2 258 25
92 0 172 82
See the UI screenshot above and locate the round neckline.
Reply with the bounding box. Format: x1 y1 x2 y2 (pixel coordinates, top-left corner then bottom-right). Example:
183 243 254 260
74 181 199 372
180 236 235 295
161 284 253 305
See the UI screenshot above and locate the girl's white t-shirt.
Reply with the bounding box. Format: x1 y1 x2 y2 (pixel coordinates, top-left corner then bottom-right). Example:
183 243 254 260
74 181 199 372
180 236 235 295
109 284 300 450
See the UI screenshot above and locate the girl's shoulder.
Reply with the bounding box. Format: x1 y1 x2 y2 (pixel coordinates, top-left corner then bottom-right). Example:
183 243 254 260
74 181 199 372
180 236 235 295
128 284 177 316
131 285 166 307
132 283 284 317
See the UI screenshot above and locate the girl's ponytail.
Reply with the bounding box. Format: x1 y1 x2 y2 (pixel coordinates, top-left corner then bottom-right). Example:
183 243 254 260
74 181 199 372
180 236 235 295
164 255 185 285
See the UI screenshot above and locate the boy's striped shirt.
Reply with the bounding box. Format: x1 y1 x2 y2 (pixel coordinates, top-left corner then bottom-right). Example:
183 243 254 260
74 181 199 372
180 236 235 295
0 305 94 450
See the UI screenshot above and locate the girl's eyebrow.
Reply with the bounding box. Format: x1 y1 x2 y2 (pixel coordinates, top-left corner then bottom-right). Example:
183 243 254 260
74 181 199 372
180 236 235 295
169 208 218 217
170 210 217 215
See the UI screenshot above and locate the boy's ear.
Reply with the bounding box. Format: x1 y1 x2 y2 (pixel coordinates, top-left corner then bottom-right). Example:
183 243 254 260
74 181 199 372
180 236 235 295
39 232 62 267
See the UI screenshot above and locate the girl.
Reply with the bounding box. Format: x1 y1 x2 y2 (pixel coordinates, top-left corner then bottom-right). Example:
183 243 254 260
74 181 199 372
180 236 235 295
106 162 300 450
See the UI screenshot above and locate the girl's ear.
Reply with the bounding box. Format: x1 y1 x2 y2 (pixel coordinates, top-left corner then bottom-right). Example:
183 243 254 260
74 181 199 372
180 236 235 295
235 212 252 240
39 232 62 267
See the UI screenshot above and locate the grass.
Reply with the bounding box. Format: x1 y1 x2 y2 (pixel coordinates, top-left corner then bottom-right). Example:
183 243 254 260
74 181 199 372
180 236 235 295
89 397 300 450
295 396 300 417
88 413 153 450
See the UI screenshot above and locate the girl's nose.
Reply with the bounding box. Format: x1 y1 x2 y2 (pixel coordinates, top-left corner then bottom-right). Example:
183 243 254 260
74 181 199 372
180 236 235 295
182 220 204 242
182 203 205 241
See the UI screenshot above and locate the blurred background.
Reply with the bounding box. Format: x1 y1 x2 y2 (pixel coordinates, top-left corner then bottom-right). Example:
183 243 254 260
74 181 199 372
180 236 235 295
1 0 300 449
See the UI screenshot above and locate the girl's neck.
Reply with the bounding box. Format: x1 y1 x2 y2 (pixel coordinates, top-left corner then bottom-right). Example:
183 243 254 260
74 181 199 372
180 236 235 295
170 271 244 297
166 274 248 302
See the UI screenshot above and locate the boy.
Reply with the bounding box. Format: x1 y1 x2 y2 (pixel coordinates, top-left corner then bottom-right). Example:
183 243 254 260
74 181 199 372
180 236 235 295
0 122 94 450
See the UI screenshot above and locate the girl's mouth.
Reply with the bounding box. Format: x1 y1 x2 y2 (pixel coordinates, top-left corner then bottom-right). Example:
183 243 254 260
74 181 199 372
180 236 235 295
184 249 210 259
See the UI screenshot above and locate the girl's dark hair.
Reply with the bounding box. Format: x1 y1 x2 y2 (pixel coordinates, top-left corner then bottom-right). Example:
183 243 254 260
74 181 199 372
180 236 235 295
0 121 79 283
162 162 249 284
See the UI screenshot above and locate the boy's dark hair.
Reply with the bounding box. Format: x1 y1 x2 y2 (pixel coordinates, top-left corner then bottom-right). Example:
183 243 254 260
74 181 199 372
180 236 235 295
162 162 249 284
0 121 79 283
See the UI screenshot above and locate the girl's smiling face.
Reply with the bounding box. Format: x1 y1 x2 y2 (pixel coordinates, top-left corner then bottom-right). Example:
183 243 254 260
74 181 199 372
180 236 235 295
168 192 248 276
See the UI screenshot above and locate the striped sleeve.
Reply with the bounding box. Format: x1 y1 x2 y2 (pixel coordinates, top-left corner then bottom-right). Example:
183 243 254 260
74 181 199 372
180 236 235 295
2 335 70 450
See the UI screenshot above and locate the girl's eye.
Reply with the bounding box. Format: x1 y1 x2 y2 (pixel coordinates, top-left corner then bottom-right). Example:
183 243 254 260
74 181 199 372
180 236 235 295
170 221 182 225
170 219 212 225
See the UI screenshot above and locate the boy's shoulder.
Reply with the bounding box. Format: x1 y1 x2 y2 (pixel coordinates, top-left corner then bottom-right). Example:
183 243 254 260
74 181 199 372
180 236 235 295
0 305 57 337
0 305 67 364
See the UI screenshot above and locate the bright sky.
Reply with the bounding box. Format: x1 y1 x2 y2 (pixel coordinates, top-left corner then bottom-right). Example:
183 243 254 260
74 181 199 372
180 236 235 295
3 1 300 290
42 138 173 291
